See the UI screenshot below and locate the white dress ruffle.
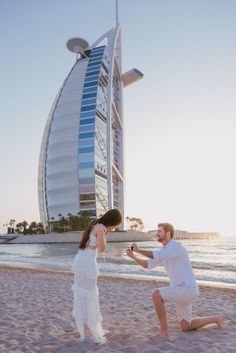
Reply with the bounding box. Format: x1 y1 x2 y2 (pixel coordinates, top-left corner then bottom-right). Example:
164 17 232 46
71 236 106 343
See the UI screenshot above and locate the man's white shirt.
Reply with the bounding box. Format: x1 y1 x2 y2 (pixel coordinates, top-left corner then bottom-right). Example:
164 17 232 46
147 240 197 288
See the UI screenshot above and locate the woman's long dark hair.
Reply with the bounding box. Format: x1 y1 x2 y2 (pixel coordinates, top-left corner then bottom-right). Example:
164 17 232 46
79 209 122 249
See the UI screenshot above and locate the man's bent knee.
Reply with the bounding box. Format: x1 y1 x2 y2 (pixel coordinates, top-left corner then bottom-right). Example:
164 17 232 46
179 319 192 332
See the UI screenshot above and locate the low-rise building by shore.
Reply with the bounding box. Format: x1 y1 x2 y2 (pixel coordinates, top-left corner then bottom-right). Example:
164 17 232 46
149 229 221 240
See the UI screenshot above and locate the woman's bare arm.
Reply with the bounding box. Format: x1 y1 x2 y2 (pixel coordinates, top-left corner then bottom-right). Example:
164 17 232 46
94 224 107 253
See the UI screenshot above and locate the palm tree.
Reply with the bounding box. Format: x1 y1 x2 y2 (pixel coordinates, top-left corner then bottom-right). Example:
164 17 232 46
2 223 8 234
60 216 68 232
50 217 55 232
126 216 130 230
9 219 16 233
29 222 37 234
137 218 144 231
67 213 73 231
16 222 23 233
79 211 92 230
68 214 80 231
22 221 28 234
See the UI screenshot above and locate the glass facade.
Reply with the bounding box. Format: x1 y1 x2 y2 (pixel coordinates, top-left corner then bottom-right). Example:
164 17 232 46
78 46 109 217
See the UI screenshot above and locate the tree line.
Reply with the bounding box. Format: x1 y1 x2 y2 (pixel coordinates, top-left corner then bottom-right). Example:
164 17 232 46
48 212 92 233
6 213 93 234
126 216 144 231
5 214 144 235
5 219 45 234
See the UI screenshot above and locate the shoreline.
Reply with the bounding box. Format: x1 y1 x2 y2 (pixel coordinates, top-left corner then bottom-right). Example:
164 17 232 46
0 231 154 244
0 230 221 244
1 263 236 290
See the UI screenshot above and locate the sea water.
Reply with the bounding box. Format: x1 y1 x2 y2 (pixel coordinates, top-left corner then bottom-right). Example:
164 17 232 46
0 236 235 286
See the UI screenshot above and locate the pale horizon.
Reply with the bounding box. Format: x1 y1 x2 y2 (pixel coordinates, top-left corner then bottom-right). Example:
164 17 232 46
1 0 236 236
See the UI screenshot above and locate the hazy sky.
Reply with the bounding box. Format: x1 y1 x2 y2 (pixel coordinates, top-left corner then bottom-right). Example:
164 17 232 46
1 0 236 235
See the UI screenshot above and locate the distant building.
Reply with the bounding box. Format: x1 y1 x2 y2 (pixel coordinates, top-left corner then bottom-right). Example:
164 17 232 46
148 229 220 239
38 25 143 229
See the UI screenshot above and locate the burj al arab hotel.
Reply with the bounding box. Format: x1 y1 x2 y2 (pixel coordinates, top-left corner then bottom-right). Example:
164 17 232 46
38 19 143 228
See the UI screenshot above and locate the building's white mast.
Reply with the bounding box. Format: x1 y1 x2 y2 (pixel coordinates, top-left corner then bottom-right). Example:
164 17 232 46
115 0 119 26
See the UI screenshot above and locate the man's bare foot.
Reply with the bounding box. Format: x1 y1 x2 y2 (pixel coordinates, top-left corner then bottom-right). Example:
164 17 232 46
216 315 224 329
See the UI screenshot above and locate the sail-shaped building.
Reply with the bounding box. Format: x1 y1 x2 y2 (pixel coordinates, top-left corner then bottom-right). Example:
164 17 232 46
38 24 143 229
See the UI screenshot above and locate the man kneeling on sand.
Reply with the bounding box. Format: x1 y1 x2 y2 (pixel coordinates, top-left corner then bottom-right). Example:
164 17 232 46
126 222 223 337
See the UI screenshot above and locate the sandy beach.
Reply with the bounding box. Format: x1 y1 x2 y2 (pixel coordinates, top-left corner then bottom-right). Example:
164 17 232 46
0 267 235 353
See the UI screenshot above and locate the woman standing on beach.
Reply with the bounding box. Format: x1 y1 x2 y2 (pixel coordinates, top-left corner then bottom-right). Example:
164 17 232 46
72 208 122 343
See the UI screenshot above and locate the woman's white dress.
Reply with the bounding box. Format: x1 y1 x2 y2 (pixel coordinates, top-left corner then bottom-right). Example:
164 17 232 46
71 231 105 341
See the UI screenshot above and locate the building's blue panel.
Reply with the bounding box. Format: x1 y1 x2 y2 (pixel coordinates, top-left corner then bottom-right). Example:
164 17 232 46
79 146 94 153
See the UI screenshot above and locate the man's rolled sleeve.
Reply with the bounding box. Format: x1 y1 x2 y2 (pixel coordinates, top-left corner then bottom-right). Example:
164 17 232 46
147 250 161 270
